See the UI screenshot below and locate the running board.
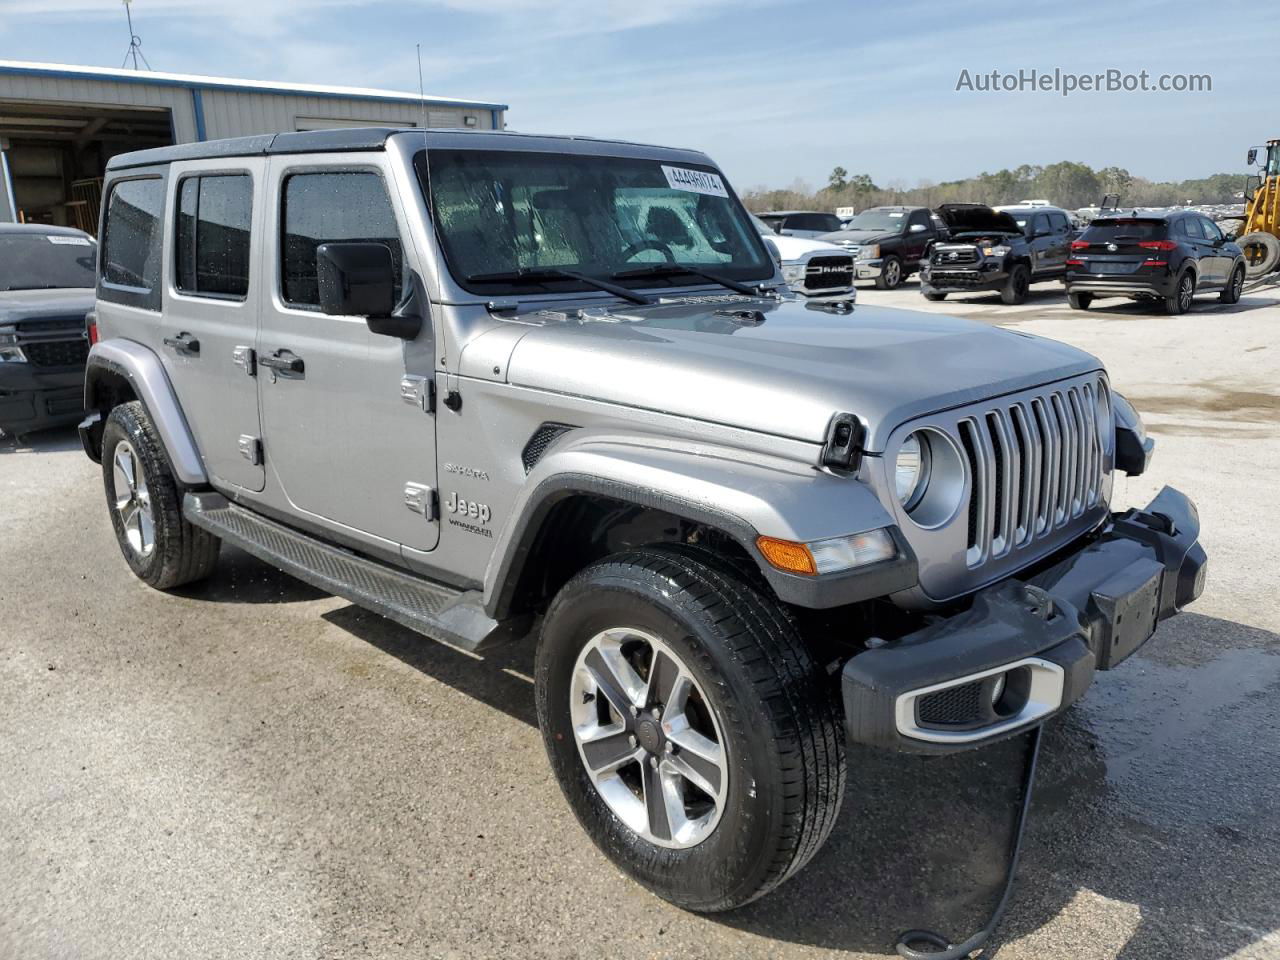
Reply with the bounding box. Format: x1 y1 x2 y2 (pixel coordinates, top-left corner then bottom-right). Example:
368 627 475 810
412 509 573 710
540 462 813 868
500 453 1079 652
183 492 523 652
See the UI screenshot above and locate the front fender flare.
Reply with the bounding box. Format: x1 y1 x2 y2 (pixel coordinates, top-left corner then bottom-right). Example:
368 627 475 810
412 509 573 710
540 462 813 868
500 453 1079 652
484 432 918 616
84 339 207 486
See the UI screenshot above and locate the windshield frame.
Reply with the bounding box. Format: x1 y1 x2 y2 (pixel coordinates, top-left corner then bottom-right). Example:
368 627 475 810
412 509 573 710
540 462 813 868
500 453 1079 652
415 147 776 302
841 209 910 233
0 232 98 292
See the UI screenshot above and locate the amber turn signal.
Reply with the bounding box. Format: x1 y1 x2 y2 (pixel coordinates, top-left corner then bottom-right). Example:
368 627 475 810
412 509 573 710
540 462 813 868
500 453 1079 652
756 536 817 576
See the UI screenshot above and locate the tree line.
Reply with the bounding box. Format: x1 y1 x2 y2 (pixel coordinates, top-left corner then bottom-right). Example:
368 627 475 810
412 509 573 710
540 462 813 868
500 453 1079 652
742 161 1245 214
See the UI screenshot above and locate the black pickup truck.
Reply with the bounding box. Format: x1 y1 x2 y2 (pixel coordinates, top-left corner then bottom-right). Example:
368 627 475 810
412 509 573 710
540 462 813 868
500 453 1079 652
921 204 1074 304
0 224 96 438
819 206 942 289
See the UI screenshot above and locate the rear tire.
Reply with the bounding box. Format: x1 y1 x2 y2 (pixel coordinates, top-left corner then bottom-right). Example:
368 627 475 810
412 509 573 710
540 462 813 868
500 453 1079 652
875 255 904 290
535 546 846 912
1220 264 1245 304
1000 264 1030 305
1068 292 1093 310
1238 231 1280 278
1163 270 1195 315
101 401 220 589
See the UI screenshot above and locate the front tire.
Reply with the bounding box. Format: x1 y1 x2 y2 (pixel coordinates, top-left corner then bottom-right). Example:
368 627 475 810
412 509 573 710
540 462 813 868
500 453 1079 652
922 289 947 302
1068 292 1093 310
536 547 846 912
875 255 904 290
101 401 220 589
1000 264 1031 304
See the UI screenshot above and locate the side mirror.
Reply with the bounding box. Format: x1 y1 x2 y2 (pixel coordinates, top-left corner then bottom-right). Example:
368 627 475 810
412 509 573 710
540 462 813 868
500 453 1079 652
1247 148 1259 166
317 242 419 339
908 223 927 233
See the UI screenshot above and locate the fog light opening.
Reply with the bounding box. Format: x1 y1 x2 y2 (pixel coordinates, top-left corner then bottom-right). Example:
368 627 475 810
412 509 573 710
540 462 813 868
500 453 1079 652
991 666 1032 718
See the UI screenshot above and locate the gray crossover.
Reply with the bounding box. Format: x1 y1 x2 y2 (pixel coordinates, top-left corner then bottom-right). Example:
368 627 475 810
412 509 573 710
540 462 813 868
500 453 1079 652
79 128 1207 912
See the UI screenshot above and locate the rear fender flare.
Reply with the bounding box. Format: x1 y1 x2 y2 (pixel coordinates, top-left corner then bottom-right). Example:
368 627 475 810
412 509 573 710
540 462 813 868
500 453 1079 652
84 339 207 486
484 430 917 616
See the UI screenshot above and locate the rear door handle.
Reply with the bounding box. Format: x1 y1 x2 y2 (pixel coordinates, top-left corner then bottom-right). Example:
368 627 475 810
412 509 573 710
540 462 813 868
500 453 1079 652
163 332 200 356
259 349 305 378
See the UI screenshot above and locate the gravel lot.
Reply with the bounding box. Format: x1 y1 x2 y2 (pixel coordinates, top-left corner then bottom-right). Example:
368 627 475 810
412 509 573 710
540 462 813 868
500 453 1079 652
2 279 1278 960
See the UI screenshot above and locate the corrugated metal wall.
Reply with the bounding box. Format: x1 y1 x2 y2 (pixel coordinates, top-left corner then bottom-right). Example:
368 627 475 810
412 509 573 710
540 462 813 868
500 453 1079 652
0 72 196 140
199 90 493 138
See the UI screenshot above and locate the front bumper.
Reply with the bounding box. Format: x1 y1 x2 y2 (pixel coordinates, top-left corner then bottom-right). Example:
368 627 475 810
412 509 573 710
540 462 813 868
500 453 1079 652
920 265 1010 293
854 258 882 280
0 362 86 434
842 486 1206 753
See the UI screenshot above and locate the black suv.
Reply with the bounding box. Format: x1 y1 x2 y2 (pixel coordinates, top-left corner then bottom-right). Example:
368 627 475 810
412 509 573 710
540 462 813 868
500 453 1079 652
921 204 1074 304
1063 211 1246 314
0 224 96 438
819 206 942 289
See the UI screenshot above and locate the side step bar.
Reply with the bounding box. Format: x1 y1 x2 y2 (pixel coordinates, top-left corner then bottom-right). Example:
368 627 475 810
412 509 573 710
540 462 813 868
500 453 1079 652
183 492 525 652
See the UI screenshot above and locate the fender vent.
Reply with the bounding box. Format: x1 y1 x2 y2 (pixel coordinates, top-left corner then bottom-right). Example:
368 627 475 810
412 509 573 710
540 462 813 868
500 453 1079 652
521 423 575 473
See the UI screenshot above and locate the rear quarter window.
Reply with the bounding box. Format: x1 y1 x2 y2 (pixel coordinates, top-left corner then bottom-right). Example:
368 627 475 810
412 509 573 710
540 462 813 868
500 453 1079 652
101 175 166 310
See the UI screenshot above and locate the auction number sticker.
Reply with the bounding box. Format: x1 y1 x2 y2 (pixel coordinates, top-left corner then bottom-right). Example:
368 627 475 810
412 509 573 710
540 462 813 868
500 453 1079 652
662 165 729 198
48 236 93 246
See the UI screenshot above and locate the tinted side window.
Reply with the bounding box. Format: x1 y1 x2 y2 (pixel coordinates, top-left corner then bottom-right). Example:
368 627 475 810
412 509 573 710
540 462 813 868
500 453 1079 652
281 172 403 308
1181 217 1204 240
176 174 253 298
1199 217 1223 242
907 210 932 231
1032 214 1050 236
1049 212 1070 233
102 178 164 291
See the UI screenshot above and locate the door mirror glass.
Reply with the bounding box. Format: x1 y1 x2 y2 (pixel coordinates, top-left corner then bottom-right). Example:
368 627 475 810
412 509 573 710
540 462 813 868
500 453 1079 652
316 241 398 321
1248 147 1259 166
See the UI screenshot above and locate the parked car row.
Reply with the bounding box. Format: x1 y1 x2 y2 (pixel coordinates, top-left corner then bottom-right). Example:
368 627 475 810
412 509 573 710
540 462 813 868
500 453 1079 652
758 202 1249 313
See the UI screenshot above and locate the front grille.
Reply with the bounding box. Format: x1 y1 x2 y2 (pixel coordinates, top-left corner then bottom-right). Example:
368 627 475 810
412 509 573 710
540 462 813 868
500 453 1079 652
801 256 854 292
956 380 1107 567
927 270 987 287
23 339 90 368
935 247 979 265
918 681 984 726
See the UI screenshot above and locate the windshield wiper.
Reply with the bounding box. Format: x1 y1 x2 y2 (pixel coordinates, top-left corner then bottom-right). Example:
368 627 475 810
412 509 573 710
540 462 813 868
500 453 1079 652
464 267 652 305
610 264 759 296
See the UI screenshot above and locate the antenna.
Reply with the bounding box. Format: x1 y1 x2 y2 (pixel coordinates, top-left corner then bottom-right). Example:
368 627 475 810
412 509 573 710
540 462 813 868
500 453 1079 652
120 0 152 71
416 44 428 132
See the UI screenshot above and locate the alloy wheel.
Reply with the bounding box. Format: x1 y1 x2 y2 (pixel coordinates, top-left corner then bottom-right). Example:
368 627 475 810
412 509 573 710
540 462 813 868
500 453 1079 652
884 259 902 288
569 627 728 849
1179 275 1194 311
112 440 156 558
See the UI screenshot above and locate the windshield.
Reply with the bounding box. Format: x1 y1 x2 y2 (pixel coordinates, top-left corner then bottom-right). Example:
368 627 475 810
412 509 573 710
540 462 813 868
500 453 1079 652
843 210 907 232
0 233 96 291
424 150 772 296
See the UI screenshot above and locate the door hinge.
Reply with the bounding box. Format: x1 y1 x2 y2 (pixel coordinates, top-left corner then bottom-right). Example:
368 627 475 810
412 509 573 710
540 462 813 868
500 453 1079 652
399 375 436 414
404 482 438 520
232 345 256 377
238 435 263 465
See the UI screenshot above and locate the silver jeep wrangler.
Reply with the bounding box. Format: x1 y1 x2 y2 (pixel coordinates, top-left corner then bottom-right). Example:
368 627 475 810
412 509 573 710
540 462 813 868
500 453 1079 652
80 128 1206 912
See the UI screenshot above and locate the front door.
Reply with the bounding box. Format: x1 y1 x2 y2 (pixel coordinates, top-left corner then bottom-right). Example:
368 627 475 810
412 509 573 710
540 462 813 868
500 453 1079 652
256 158 439 553
159 161 265 491
1198 217 1230 285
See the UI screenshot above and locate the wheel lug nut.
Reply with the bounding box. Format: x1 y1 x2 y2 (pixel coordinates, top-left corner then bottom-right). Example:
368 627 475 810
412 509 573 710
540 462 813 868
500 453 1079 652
649 756 658 769
628 735 637 748
664 742 673 754
650 707 661 719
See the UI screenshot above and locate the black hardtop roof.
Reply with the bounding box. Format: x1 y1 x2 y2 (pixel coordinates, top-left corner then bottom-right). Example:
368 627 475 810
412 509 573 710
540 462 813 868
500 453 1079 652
106 127 713 172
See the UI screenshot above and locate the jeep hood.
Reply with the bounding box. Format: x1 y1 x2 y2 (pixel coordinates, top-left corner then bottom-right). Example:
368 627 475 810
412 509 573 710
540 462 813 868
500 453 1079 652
0 288 94 324
501 298 1101 451
935 204 1021 235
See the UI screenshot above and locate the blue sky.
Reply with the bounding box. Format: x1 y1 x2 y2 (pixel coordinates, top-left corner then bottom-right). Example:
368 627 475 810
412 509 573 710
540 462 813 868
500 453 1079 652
1 0 1272 190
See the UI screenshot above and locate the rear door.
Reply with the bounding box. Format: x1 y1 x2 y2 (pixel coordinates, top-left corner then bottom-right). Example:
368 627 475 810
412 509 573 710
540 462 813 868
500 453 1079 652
159 161 265 491
256 156 440 552
1044 212 1072 273
1179 215 1217 285
1029 213 1055 275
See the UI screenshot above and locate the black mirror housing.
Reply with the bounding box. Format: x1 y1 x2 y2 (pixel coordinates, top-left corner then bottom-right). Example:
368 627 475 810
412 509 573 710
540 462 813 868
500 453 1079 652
317 242 397 319
1247 148 1258 166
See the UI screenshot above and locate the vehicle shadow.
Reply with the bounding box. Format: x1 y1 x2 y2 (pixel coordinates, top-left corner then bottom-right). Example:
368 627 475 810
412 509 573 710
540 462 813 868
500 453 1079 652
0 424 81 454
710 612 1280 958
321 603 538 729
172 544 328 604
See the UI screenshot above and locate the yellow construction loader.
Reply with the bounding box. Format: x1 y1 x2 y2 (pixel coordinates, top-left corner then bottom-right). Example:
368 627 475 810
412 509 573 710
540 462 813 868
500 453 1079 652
1236 141 1280 277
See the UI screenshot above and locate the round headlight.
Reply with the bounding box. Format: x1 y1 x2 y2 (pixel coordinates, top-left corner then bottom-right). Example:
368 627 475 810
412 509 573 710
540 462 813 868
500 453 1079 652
895 432 930 509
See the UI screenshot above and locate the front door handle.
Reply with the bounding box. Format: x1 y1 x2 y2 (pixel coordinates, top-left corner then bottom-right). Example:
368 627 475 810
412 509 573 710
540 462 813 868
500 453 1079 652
163 332 200 356
259 349 305 378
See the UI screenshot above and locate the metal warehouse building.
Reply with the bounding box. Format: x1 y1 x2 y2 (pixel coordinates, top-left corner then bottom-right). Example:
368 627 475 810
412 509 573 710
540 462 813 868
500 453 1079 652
0 59 508 231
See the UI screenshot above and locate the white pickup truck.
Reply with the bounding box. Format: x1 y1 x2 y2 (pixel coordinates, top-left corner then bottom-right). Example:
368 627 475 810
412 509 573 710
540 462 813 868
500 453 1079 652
751 214 855 301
